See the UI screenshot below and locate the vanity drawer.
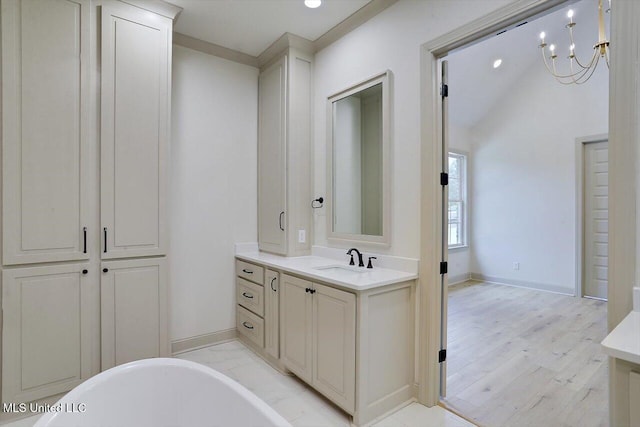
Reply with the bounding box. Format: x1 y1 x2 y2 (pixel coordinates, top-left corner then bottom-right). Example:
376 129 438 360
236 260 264 285
237 305 264 348
237 278 264 317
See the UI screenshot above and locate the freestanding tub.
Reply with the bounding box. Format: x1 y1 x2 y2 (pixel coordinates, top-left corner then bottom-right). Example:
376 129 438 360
34 358 291 427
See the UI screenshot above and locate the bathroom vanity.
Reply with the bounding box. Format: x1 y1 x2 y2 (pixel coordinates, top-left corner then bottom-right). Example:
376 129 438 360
234 252 417 426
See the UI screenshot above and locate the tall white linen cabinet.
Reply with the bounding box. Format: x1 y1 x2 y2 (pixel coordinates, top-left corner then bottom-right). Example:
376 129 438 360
0 0 180 411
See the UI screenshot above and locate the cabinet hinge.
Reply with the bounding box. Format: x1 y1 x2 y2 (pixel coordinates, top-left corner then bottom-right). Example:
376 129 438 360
439 349 447 363
440 261 448 275
440 172 448 186
440 83 449 98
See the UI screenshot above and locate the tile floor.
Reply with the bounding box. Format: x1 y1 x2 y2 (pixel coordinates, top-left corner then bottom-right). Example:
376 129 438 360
4 340 474 427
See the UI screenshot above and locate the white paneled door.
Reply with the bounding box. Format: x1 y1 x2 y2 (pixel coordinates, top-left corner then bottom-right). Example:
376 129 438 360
2 264 92 404
100 257 169 370
101 1 170 259
2 0 90 265
584 140 609 300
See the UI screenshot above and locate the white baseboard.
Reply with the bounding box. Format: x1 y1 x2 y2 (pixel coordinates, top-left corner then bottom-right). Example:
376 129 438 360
448 273 471 286
470 273 574 296
171 328 237 355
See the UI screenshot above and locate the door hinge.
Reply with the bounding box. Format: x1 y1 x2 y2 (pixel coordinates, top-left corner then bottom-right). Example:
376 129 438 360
439 349 447 363
440 83 449 98
440 261 448 275
440 172 448 186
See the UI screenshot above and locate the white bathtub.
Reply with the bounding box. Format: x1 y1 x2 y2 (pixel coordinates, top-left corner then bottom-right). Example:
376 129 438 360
34 358 291 427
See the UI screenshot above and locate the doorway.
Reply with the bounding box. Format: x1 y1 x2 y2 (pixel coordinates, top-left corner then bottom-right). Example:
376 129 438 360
420 0 607 424
581 138 609 300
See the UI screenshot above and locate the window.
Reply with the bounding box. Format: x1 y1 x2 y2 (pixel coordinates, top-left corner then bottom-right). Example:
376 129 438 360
448 152 467 248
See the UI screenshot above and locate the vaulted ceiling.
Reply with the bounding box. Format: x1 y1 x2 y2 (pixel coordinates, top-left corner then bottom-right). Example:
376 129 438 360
447 0 606 128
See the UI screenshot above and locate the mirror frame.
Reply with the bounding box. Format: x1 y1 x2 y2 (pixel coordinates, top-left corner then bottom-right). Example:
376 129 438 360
326 70 391 247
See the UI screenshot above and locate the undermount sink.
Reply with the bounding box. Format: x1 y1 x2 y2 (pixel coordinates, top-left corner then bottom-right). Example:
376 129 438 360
314 265 365 274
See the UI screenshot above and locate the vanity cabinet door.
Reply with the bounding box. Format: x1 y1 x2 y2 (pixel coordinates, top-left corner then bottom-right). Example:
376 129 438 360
2 264 93 404
312 283 356 414
101 257 169 370
101 1 171 259
2 0 91 265
265 269 280 359
258 56 287 255
280 274 313 383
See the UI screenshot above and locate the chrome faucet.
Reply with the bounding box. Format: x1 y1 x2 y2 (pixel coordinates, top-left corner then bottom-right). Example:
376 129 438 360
346 248 364 267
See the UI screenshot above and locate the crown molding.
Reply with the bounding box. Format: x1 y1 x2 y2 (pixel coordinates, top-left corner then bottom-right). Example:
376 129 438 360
314 0 399 52
120 0 183 20
172 0 398 67
173 32 260 68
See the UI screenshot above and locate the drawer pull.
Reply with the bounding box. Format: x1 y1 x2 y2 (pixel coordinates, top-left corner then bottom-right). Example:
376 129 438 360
242 269 253 274
270 277 277 292
242 321 254 330
242 292 254 299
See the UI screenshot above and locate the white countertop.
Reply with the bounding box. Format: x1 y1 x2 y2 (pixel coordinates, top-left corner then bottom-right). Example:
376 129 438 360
601 311 640 365
236 252 417 291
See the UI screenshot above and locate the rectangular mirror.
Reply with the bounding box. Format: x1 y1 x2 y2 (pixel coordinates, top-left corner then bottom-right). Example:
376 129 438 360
327 71 390 246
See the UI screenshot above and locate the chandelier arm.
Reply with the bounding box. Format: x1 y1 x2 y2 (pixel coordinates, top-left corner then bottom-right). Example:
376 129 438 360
552 55 598 85
566 25 587 69
541 48 597 79
574 54 601 84
575 47 598 68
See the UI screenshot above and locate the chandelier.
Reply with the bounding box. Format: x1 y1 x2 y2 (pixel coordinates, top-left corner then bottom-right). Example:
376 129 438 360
538 0 610 85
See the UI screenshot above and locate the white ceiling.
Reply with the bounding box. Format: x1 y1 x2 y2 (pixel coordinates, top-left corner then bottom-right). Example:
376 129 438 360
171 0 372 57
447 0 607 128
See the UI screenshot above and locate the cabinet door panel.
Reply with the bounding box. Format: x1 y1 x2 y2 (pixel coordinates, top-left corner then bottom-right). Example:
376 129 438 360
2 264 91 403
280 274 312 382
101 2 170 258
2 0 90 265
313 283 356 413
258 56 287 254
101 258 168 370
265 270 280 359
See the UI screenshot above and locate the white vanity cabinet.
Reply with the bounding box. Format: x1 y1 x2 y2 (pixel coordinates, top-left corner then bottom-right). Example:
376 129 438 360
281 274 356 413
235 261 282 366
258 47 313 256
235 255 416 426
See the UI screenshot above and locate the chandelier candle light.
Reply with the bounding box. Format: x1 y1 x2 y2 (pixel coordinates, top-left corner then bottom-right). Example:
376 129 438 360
538 0 610 84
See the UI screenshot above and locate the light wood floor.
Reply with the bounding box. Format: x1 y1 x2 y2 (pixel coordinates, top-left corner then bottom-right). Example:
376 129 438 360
444 280 608 427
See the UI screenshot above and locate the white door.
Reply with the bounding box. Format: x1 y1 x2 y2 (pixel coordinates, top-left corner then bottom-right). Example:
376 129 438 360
265 269 280 359
258 56 287 254
2 263 92 403
312 283 356 414
584 140 609 300
280 274 313 383
101 258 169 370
2 0 90 265
101 1 170 259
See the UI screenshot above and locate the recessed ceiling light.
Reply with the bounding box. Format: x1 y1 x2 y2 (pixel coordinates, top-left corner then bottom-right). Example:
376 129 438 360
305 0 321 8
493 59 502 69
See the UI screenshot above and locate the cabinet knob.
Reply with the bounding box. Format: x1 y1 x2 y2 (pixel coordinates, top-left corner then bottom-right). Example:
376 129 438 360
103 268 109 273
82 269 88 275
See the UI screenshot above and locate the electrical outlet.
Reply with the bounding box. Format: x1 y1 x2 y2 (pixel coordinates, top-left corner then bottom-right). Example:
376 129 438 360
298 229 306 243
513 262 520 270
